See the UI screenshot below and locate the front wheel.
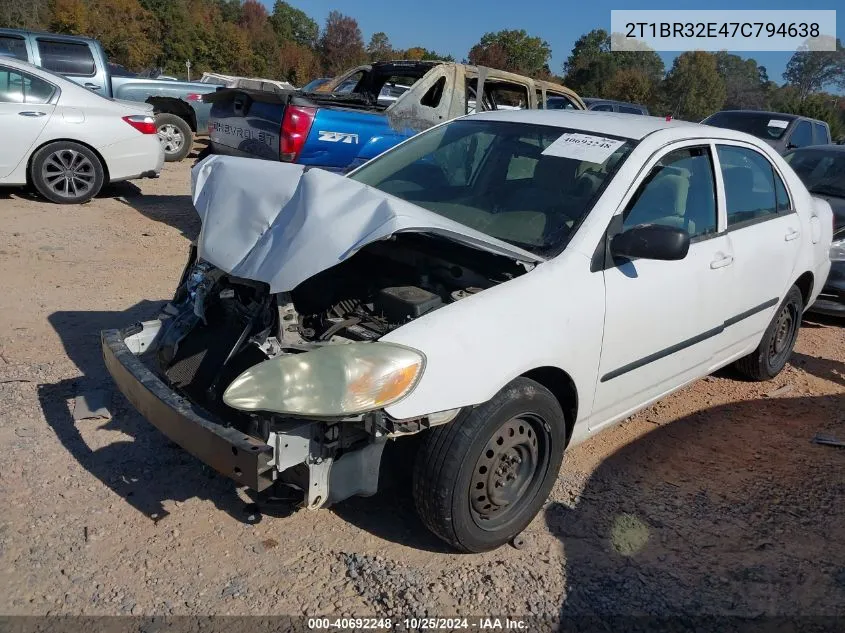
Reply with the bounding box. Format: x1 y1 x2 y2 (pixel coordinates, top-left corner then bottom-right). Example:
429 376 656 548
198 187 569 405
413 377 567 552
734 285 803 381
156 113 193 162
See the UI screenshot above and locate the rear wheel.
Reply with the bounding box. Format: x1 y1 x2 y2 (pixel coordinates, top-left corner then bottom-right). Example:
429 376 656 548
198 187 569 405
734 285 803 381
413 377 566 552
30 141 105 204
156 113 193 162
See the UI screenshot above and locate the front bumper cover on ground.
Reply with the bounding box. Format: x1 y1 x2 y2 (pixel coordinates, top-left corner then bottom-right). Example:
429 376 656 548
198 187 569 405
101 327 275 491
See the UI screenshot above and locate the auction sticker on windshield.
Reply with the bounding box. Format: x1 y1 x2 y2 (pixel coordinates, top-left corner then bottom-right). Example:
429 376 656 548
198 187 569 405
768 119 790 129
542 133 626 164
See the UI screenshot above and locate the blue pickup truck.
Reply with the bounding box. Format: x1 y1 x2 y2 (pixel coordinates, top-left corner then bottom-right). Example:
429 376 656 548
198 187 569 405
0 28 220 162
206 60 584 172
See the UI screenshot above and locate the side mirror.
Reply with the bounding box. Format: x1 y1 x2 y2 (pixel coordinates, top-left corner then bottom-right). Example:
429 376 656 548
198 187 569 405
610 224 690 261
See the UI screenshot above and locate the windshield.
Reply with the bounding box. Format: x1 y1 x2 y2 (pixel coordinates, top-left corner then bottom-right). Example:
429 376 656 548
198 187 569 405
349 119 635 257
704 112 792 140
784 149 845 199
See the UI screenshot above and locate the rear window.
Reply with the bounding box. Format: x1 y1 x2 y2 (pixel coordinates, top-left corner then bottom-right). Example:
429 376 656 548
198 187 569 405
619 105 645 115
704 112 793 140
0 67 56 104
0 36 28 61
36 39 96 76
789 121 814 149
813 122 830 145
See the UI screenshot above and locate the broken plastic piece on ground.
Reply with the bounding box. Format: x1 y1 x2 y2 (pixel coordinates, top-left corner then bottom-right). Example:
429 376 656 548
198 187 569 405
812 433 845 448
73 389 112 420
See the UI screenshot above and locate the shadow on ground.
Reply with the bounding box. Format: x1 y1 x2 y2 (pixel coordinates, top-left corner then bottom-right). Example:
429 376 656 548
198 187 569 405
547 393 845 618
100 180 199 241
40 305 271 526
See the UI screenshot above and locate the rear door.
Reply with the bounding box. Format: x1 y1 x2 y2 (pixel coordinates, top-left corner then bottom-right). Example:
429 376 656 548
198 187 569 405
714 143 800 357
32 37 108 97
0 65 57 178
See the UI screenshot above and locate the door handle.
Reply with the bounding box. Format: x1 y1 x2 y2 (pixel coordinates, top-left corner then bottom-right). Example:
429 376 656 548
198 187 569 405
710 255 734 269
785 229 800 242
19 111 46 117
84 83 102 90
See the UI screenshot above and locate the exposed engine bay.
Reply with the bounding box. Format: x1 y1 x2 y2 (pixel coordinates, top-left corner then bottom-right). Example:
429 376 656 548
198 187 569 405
151 233 527 432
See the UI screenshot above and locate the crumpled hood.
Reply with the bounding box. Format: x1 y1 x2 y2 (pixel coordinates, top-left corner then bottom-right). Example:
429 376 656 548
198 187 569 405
190 155 543 293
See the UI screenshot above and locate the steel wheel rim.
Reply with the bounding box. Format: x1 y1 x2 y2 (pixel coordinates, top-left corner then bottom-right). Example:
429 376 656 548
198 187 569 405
470 414 550 531
41 149 96 199
158 123 184 153
769 302 797 365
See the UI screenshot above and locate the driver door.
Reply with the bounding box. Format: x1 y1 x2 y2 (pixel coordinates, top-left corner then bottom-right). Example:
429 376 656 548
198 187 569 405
590 143 733 430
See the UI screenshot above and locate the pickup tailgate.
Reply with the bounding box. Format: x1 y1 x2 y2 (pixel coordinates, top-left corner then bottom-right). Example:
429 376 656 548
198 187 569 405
206 88 291 161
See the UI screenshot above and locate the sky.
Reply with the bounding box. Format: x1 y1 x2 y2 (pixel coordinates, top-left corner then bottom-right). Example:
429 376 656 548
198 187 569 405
264 0 843 90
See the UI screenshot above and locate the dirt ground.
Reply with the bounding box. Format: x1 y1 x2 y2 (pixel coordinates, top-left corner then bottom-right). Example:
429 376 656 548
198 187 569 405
0 144 843 621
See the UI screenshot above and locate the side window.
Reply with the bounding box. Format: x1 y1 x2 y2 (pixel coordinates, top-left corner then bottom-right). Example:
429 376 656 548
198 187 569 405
334 71 363 93
789 121 813 149
0 36 29 61
36 39 95 76
619 105 644 115
623 147 717 239
535 89 544 109
419 76 445 108
717 145 787 226
590 103 614 112
486 82 529 110
546 91 578 110
0 67 56 104
812 122 829 145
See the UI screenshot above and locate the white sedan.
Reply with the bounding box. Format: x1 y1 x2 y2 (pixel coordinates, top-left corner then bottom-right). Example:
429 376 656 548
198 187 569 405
103 110 833 552
0 57 163 204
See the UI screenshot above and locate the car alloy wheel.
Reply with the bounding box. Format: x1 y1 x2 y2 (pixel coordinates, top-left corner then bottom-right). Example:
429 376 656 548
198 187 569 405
158 123 185 156
40 149 96 199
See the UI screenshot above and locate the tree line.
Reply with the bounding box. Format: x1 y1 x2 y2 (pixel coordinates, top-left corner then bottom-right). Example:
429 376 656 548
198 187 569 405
2 2 843 137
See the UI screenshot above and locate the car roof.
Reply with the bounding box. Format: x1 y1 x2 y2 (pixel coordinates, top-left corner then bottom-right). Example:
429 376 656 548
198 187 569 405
786 144 845 153
0 27 98 43
706 110 810 123
583 97 645 107
468 109 758 142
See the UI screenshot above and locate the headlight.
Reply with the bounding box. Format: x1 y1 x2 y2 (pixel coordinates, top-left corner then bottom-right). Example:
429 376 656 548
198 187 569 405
222 342 425 417
832 238 845 263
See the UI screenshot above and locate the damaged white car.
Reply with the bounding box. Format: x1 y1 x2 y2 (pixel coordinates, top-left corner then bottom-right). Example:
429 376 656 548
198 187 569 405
103 110 833 552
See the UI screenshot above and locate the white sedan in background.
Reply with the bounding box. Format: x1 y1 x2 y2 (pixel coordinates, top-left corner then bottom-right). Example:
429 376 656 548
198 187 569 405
104 110 833 552
0 56 163 204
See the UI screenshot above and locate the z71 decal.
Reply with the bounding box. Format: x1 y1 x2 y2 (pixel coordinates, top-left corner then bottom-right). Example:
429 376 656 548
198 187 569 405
318 131 360 144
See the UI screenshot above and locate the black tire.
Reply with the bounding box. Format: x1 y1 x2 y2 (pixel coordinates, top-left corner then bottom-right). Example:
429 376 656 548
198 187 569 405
155 113 193 162
30 141 105 204
413 377 567 552
734 285 803 381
